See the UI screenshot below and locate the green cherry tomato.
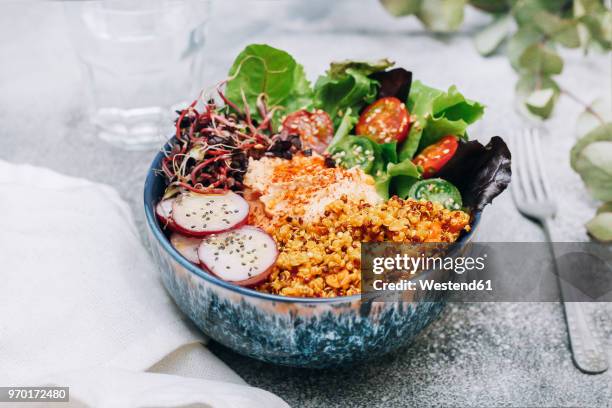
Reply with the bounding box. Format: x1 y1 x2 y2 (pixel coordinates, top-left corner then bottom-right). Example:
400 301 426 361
329 137 376 174
408 178 463 210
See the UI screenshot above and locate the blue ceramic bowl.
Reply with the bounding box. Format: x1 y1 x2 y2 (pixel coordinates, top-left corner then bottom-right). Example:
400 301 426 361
144 142 481 368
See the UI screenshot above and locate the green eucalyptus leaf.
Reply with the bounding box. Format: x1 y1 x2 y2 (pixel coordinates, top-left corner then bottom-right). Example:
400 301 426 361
574 0 612 49
570 123 612 202
532 10 581 48
603 11 612 47
571 123 612 168
552 25 582 49
475 14 513 56
515 74 560 119
379 0 422 16
512 0 562 26
573 141 612 201
469 0 510 13
576 99 612 136
574 0 592 48
525 88 556 118
574 0 605 15
507 27 541 69
516 74 560 99
513 0 545 26
597 202 612 215
586 212 612 242
579 13 612 49
519 44 564 75
417 0 467 33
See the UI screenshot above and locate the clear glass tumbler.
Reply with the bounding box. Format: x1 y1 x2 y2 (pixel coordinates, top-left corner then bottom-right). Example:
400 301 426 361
65 0 210 150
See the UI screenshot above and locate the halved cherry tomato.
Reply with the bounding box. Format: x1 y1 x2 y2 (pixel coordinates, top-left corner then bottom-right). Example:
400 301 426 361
412 135 458 178
282 109 334 154
356 97 410 144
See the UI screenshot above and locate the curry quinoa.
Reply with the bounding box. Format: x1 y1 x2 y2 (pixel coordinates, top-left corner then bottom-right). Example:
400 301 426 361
254 196 470 298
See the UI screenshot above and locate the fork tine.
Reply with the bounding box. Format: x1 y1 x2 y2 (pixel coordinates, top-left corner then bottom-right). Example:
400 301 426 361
525 128 546 200
515 129 537 202
531 128 552 199
510 133 524 204
511 128 557 221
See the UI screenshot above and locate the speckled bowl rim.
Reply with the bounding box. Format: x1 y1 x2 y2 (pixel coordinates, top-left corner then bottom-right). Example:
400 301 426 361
144 139 482 304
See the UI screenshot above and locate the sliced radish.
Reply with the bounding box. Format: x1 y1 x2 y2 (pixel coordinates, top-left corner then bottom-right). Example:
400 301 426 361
156 198 179 230
198 226 278 287
172 191 249 237
170 233 201 264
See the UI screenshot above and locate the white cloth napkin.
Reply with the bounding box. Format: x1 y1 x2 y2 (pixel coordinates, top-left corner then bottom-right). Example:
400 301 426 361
0 160 287 408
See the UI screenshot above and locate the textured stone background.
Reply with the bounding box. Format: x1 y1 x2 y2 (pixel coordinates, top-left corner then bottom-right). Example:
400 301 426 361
1 1 611 406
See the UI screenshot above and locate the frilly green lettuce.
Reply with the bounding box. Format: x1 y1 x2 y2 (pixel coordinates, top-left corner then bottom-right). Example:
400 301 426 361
398 80 485 160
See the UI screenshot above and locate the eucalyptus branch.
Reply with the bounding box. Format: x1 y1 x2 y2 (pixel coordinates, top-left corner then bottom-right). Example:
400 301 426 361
560 88 607 124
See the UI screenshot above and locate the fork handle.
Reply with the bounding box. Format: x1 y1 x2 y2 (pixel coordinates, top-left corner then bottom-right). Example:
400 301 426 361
543 219 609 374
563 302 608 373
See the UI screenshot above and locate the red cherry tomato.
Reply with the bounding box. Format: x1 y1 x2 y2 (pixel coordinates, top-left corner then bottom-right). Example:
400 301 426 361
282 109 334 154
356 97 410 144
413 135 459 178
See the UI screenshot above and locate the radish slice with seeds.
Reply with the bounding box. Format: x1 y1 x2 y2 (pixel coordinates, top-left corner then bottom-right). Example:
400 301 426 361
172 191 249 237
156 198 179 231
197 226 278 287
170 233 201 264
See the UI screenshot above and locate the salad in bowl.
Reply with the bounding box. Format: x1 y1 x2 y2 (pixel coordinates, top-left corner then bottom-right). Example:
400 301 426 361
144 44 510 366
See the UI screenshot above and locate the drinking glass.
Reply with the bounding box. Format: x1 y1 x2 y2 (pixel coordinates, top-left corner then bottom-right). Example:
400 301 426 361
65 0 210 150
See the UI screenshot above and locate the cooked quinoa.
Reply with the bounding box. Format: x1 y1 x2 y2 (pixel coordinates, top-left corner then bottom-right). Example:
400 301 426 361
253 196 471 298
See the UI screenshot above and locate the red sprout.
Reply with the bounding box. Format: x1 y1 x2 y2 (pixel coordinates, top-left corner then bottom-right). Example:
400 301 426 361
177 181 225 195
216 81 242 113
161 80 293 197
189 155 230 185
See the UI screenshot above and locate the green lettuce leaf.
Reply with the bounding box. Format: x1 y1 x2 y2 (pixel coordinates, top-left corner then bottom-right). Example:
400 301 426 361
376 159 422 200
398 81 485 160
226 44 313 121
387 159 422 199
328 59 394 77
314 59 394 128
387 159 421 177
393 176 420 200
366 140 395 176
326 108 358 152
378 141 398 164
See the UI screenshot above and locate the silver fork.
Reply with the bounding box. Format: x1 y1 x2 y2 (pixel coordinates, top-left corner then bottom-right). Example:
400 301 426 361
511 128 608 374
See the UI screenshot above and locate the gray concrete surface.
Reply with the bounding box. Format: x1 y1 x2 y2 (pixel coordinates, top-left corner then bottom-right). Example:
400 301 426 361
1 1 611 406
